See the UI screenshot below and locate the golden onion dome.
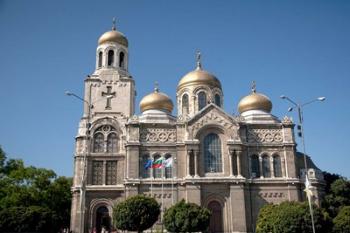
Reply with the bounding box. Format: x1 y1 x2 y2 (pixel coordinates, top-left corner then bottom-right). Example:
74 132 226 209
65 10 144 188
238 82 272 113
98 20 128 47
177 52 221 90
140 86 174 113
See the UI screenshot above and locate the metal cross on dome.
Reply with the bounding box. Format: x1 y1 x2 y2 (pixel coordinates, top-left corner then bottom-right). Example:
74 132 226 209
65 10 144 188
102 86 116 109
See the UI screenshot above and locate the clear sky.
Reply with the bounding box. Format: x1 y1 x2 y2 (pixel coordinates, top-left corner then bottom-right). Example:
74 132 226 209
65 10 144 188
0 0 349 178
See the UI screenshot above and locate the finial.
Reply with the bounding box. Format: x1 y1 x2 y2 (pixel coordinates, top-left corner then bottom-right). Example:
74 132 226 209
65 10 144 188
112 17 116 30
196 51 202 70
154 81 159 92
251 81 256 93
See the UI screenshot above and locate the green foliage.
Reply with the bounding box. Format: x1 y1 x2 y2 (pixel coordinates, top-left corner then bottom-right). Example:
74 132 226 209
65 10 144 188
113 195 160 233
323 177 350 218
0 146 72 232
256 201 331 233
163 199 211 233
333 206 350 233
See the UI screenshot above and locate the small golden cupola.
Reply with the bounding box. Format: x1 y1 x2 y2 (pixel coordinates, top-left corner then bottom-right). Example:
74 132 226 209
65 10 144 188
238 81 272 114
140 83 174 113
98 18 128 47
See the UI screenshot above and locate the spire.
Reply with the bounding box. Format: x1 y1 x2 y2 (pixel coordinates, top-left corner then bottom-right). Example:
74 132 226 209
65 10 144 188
251 81 256 93
154 81 159 93
196 51 202 70
112 17 116 31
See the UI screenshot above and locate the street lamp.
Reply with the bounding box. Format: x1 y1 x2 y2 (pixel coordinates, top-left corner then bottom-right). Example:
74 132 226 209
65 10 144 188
280 95 325 233
66 90 93 233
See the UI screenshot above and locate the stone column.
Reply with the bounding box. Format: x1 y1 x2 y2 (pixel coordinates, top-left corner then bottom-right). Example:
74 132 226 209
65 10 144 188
229 150 234 176
259 156 263 178
186 150 191 177
194 151 199 177
281 158 286 177
270 156 275 178
237 151 242 177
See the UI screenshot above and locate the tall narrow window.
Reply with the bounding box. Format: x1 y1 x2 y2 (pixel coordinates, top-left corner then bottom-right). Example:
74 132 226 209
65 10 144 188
164 154 173 178
140 154 151 178
107 133 118 153
198 92 207 110
107 50 114 67
204 133 222 173
119 52 125 68
92 161 103 185
251 155 260 178
273 155 282 177
182 94 189 115
93 133 104 153
215 94 221 107
98 51 103 68
262 155 271 178
106 161 117 185
153 154 162 178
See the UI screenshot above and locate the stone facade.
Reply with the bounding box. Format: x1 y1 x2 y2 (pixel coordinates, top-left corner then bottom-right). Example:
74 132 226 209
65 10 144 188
70 26 325 233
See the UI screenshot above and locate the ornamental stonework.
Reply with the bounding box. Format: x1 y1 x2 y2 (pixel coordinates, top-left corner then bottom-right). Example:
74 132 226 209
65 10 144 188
259 192 285 199
247 129 283 143
140 128 176 143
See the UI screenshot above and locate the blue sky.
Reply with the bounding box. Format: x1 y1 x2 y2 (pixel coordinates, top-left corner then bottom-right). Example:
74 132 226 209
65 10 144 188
0 0 349 178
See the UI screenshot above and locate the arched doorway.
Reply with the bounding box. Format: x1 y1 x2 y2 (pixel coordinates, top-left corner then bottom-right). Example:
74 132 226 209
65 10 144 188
95 206 111 233
208 201 223 233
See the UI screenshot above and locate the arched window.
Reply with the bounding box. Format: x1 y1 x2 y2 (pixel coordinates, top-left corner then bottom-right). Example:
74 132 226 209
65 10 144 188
107 50 114 67
93 133 104 153
164 154 173 178
198 92 207 110
204 133 222 173
273 155 282 177
153 154 162 178
251 154 260 178
98 51 103 68
215 94 221 107
182 94 189 115
140 154 151 178
106 133 118 153
119 52 125 68
262 155 271 178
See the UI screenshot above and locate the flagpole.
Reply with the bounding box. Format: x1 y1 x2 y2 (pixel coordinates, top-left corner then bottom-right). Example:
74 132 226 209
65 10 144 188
161 161 164 233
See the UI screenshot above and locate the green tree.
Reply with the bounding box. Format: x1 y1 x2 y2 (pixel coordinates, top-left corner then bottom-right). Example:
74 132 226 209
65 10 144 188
256 201 331 233
0 146 72 232
163 199 211 233
113 195 160 233
333 206 350 233
323 177 350 217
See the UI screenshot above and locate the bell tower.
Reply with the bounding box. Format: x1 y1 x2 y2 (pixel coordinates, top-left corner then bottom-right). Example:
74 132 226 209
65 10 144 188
84 18 135 119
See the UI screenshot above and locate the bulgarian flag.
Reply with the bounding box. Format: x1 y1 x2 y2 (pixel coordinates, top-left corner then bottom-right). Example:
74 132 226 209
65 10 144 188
152 157 164 168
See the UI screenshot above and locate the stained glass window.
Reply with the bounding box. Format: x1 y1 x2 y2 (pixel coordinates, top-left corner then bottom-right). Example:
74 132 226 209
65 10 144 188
107 133 118 153
273 155 282 177
182 94 189 115
198 92 207 110
262 155 271 178
92 161 103 185
165 154 172 178
108 50 114 66
93 133 104 153
251 155 260 178
204 133 222 173
106 161 117 185
119 52 125 68
215 94 221 107
98 51 103 68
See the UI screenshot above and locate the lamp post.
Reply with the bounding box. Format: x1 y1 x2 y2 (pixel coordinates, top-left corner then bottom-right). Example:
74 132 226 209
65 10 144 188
280 95 325 233
66 90 93 233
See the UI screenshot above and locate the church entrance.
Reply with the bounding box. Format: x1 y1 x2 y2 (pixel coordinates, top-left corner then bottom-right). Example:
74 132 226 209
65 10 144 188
208 201 223 233
95 206 111 233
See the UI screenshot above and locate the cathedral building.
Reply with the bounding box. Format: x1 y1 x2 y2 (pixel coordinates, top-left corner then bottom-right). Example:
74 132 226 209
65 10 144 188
70 22 325 233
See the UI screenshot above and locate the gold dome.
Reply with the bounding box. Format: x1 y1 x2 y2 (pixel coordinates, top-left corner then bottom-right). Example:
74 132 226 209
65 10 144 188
177 52 221 90
238 83 272 113
140 87 174 113
98 29 128 47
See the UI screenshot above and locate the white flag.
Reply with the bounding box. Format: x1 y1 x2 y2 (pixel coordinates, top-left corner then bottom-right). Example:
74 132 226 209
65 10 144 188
163 157 173 168
304 175 314 199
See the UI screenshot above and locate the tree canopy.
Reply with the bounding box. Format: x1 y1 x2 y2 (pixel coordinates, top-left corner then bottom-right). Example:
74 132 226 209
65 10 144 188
0 146 72 232
163 199 211 233
333 206 350 233
256 201 331 233
113 194 160 233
